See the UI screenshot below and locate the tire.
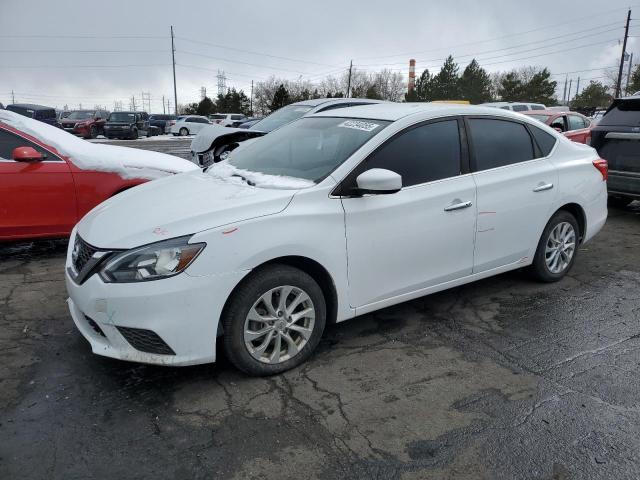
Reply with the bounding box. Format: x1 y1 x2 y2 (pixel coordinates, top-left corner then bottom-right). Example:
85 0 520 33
222 265 326 376
179 127 189 136
608 195 632 209
88 125 98 139
530 210 580 283
130 128 138 140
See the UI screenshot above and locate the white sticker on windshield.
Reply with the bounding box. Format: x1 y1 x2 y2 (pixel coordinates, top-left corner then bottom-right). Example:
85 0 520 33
338 120 380 132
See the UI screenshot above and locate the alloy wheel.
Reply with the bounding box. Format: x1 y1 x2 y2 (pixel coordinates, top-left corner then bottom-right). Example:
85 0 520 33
243 285 315 364
545 221 576 274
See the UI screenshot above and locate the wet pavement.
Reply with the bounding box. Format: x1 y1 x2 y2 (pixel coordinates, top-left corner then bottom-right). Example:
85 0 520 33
1 203 639 479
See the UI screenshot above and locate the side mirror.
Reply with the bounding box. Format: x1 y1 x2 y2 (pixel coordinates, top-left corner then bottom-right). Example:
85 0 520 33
12 146 44 162
355 168 402 195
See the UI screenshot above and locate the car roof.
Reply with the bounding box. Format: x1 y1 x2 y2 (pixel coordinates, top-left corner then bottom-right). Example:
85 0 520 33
312 102 531 121
8 103 55 110
523 109 585 116
289 97 386 108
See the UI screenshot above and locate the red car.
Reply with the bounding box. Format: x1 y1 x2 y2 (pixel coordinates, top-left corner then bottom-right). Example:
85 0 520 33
59 109 109 139
523 110 593 144
0 111 197 241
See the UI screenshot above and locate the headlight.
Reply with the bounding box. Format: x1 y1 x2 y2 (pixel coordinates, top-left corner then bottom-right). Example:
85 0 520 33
100 236 205 283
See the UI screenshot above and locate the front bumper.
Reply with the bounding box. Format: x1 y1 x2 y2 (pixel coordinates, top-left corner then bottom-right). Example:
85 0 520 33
65 250 247 366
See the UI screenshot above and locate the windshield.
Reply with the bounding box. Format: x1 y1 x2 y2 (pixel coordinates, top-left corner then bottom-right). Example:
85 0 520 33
224 116 389 184
528 114 551 123
109 112 136 122
67 110 95 120
250 104 314 132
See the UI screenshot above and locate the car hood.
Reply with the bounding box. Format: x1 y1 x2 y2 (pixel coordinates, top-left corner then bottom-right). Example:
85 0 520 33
76 169 296 249
191 124 265 153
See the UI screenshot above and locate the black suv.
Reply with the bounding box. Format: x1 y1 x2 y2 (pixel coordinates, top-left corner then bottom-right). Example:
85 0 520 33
103 111 150 139
591 96 640 207
6 103 60 127
149 114 178 134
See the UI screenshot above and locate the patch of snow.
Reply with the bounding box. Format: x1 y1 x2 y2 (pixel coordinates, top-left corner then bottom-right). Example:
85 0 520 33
207 161 315 190
0 110 198 180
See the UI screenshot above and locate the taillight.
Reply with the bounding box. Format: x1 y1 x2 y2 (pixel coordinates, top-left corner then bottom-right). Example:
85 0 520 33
593 158 608 181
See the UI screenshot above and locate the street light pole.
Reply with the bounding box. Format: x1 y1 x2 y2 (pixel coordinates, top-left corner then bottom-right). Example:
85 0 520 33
171 26 178 114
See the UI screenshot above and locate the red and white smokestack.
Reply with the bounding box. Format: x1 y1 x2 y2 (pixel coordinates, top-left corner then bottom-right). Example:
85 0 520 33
408 59 416 93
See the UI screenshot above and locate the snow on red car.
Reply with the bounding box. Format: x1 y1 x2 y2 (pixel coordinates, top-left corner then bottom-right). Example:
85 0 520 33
0 110 198 241
523 110 593 144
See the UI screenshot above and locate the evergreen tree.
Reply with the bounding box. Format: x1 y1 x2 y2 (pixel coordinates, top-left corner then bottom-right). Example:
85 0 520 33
270 84 291 111
498 72 525 101
431 56 460 100
571 81 613 109
459 59 492 104
405 69 433 102
627 64 640 94
216 88 251 115
523 68 557 105
365 85 382 99
183 102 199 114
196 96 215 116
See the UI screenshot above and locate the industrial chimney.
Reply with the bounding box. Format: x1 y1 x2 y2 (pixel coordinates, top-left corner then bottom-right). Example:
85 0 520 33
408 59 416 94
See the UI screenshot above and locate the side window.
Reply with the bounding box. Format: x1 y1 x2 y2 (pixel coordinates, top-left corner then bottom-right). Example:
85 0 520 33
231 114 245 120
186 117 196 123
468 118 534 171
511 104 529 112
353 120 461 187
198 117 210 123
568 115 585 130
0 129 60 161
529 124 557 157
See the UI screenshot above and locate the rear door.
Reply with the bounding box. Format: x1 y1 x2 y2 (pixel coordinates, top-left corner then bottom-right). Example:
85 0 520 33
0 127 76 238
466 117 558 272
340 118 476 308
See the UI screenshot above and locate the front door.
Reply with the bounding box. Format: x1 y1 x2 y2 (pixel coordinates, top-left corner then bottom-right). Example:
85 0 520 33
340 118 477 308
0 128 76 238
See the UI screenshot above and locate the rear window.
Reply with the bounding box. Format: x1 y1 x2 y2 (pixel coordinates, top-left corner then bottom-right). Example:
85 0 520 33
530 105 545 111
600 99 640 126
231 114 245 120
34 109 56 119
511 105 529 112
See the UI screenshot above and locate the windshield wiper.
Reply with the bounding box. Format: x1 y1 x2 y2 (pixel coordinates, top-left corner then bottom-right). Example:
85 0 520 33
231 173 255 186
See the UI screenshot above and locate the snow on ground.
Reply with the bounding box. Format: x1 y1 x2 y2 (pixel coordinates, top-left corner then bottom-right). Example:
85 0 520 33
88 135 190 143
0 111 198 180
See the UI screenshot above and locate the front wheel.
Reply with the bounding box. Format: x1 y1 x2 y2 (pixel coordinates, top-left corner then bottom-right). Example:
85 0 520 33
130 128 138 140
530 210 579 282
179 127 189 136
88 125 98 139
222 265 326 376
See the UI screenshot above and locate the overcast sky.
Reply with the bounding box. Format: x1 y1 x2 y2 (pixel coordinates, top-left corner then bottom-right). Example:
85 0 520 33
1 0 638 111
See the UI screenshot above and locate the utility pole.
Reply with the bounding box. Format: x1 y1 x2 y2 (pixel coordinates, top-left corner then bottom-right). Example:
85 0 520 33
171 26 178 115
626 52 634 94
346 60 353 98
167 98 171 114
575 77 580 101
250 80 254 115
11 90 15 103
162 95 166 114
568 79 572 104
562 75 568 104
616 9 632 97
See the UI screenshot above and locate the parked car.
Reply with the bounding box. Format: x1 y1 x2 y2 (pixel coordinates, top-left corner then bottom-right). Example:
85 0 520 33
0 110 197 241
590 96 640 207
481 101 547 112
191 98 386 167
103 111 150 139
590 109 606 124
231 116 260 128
238 118 263 129
209 113 247 127
171 115 212 136
65 103 607 376
60 109 110 139
6 103 60 127
523 110 592 144
149 114 178 134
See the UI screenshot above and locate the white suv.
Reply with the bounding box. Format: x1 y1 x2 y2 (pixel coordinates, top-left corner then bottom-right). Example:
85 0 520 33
209 113 246 127
65 103 607 376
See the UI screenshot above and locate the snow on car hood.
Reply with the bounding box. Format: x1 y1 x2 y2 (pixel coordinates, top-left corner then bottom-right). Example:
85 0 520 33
77 169 298 248
0 110 197 180
207 162 315 189
190 123 265 153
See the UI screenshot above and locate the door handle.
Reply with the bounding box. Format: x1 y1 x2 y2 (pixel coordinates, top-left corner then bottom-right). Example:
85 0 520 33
444 200 473 212
533 183 554 192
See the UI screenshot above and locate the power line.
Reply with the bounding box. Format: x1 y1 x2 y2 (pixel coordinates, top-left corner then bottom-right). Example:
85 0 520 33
3 63 170 69
177 49 313 75
0 49 165 53
0 34 166 39
356 4 639 60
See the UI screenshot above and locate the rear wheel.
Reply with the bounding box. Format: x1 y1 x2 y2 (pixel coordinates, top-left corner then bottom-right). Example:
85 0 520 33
88 125 98 139
530 210 579 282
608 195 632 209
130 128 138 140
222 265 326 376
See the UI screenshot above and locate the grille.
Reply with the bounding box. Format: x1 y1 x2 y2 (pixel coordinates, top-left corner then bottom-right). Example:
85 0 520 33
116 327 175 355
84 315 106 337
72 235 98 273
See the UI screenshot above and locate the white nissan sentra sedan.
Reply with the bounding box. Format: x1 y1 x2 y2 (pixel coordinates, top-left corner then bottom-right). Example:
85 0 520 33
65 103 608 376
